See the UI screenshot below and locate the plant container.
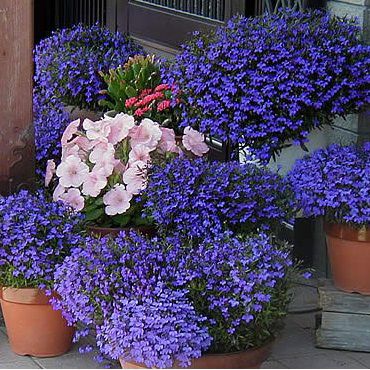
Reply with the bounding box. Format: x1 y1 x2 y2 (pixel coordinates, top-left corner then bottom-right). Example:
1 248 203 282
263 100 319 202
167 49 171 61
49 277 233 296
87 225 156 238
0 288 74 357
325 222 370 295
64 105 102 122
119 342 272 369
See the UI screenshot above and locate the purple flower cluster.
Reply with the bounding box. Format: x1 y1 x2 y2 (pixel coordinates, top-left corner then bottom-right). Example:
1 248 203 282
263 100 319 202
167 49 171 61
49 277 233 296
54 231 294 365
0 190 83 289
34 23 144 110
143 157 294 238
168 10 370 162
53 233 211 367
287 143 370 226
33 89 70 176
185 233 293 353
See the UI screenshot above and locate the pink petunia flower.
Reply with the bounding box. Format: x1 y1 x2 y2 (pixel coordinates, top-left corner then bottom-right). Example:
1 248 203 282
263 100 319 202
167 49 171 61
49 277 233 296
158 127 177 153
44 159 56 187
93 153 119 177
122 161 148 195
52 183 66 202
61 188 85 212
128 144 151 164
82 169 108 197
89 141 115 164
56 155 89 188
182 126 209 157
107 113 135 145
61 119 80 146
129 118 162 151
103 185 132 216
83 118 111 140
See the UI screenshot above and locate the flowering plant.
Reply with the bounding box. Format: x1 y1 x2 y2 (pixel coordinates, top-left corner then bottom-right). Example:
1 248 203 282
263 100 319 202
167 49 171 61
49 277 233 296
34 23 144 111
143 157 294 238
0 190 83 289
169 10 370 162
287 143 370 227
99 55 182 132
48 115 208 227
54 231 294 367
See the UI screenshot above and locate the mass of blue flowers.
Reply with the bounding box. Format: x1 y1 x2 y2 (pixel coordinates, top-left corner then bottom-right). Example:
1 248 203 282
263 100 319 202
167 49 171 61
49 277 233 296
53 231 293 367
34 23 144 110
287 142 370 226
0 190 83 289
169 10 370 162
33 23 144 176
143 157 294 238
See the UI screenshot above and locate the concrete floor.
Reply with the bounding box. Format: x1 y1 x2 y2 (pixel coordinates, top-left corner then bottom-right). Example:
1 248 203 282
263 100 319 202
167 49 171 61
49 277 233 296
1 283 370 369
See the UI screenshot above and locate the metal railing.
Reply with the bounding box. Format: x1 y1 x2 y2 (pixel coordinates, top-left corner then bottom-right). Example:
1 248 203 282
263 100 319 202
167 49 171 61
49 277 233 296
255 0 307 15
54 0 107 28
136 0 225 21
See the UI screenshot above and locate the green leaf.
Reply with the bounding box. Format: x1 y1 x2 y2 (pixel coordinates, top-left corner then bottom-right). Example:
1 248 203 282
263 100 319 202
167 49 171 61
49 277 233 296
85 208 104 221
125 86 137 98
112 214 131 227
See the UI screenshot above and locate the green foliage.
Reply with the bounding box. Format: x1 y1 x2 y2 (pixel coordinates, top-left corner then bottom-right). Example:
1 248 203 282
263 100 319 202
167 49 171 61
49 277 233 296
99 55 162 112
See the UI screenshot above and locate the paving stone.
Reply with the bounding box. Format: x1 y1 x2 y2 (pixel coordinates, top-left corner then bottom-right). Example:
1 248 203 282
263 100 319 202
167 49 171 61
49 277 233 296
270 320 319 359
0 330 40 369
288 312 318 331
261 360 288 368
31 351 115 369
346 351 370 368
279 353 366 369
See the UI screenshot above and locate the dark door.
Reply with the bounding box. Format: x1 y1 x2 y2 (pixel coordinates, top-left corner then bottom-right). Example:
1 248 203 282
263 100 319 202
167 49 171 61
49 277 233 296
119 0 250 54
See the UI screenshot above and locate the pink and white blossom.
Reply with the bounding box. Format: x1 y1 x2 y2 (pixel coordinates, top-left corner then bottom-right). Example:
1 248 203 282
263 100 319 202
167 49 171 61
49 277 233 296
82 169 108 197
83 118 111 140
128 144 151 164
130 118 162 151
61 119 80 146
93 153 119 177
182 126 209 157
158 127 177 153
103 185 132 215
56 155 89 188
45 159 56 187
53 183 66 202
61 188 85 212
122 161 147 195
107 113 135 145
89 141 115 164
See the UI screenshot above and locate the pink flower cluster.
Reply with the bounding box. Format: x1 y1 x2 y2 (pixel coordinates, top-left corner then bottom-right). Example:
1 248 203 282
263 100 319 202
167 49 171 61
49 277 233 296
125 84 175 119
46 114 209 217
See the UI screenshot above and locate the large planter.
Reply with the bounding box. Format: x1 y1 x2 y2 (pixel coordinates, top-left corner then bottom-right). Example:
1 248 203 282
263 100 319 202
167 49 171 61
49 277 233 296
87 225 157 238
120 343 272 369
0 288 74 357
325 222 370 295
64 105 102 122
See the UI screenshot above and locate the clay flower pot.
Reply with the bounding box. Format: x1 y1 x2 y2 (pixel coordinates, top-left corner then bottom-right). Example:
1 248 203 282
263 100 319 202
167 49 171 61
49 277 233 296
325 222 370 295
120 342 272 369
64 105 102 122
0 288 74 357
87 225 157 238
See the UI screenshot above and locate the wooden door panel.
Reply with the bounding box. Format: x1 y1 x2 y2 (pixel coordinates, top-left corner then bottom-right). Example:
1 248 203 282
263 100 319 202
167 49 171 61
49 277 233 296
0 0 35 194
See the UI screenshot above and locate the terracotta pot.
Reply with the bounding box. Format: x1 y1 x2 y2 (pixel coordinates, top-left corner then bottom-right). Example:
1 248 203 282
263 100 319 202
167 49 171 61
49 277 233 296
64 105 102 122
87 225 157 238
325 222 370 295
0 287 74 357
120 342 272 369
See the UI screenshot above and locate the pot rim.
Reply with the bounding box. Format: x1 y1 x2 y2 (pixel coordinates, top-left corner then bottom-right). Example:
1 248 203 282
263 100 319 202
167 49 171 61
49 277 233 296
0 287 56 305
120 341 273 368
324 222 370 242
